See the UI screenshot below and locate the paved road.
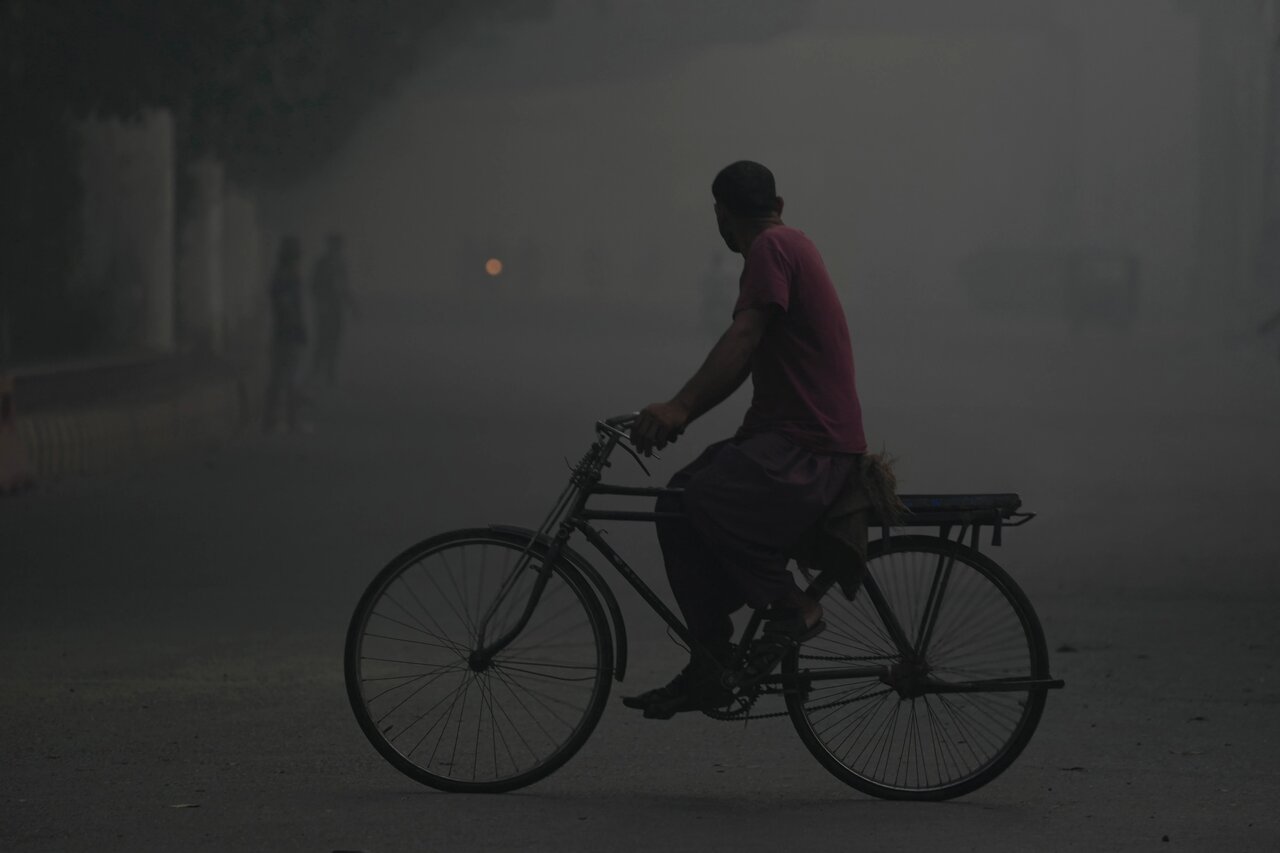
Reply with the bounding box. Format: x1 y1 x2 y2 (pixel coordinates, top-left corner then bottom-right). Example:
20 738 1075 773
3 294 1279 852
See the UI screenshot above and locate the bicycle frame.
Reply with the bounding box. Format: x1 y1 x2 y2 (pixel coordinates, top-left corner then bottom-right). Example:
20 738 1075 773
470 418 694 670
469 417 1063 697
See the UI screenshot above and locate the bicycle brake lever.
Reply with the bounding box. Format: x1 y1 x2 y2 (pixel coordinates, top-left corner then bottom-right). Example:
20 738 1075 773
596 421 657 476
615 436 653 476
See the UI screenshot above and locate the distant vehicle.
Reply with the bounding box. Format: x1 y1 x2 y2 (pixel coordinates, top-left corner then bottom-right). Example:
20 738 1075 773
957 247 1141 331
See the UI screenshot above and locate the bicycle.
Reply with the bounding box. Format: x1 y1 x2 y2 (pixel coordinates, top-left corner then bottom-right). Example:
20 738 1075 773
344 413 1065 799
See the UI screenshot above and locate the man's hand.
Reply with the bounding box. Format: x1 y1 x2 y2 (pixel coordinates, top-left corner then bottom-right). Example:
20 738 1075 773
630 401 690 456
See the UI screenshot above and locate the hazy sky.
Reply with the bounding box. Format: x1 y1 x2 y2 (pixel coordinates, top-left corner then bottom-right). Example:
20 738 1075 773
280 0 1203 326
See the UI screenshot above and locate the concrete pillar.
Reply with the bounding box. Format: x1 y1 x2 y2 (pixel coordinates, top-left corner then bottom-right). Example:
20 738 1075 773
175 158 227 352
72 109 175 351
1185 1 1276 307
1259 6 1280 292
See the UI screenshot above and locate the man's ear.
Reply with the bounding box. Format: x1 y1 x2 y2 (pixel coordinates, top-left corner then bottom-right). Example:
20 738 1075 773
774 196 785 216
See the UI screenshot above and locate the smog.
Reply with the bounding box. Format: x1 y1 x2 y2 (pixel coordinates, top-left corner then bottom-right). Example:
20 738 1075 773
3 2 1279 849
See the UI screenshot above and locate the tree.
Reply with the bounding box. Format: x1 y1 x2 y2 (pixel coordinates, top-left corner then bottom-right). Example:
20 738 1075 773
0 0 551 361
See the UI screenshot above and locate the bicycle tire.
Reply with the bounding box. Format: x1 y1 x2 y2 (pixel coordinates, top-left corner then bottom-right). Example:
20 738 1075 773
785 534 1050 800
345 528 613 793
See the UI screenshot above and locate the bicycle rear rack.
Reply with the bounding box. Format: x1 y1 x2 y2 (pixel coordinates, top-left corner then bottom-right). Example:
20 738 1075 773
880 493 1035 549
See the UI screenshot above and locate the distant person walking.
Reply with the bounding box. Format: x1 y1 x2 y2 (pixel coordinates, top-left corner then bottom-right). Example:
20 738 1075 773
310 233 357 386
1261 307 1280 364
263 236 308 432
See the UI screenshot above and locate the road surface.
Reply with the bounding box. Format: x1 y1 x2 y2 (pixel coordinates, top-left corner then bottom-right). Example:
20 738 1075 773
3 292 1279 851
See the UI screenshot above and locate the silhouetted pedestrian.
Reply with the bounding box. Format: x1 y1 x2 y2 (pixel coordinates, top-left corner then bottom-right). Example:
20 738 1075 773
263 236 308 432
1261 308 1280 362
310 233 356 386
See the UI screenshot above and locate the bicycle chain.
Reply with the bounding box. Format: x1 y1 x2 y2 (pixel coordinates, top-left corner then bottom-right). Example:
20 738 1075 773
702 653 896 722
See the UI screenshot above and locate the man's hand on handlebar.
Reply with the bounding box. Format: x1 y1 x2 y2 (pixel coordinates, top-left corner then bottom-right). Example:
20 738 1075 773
630 401 689 456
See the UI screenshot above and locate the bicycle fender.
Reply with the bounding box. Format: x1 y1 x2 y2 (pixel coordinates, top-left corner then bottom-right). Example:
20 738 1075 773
488 524 629 682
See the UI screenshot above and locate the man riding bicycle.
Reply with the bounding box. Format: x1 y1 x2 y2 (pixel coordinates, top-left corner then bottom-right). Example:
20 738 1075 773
624 160 868 719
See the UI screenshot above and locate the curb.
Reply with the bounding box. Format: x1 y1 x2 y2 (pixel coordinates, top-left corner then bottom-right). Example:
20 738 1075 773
14 375 245 480
0 374 35 492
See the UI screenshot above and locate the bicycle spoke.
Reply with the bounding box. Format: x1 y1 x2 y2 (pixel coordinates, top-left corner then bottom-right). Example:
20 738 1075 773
362 654 465 669
365 665 463 704
446 673 473 773
391 671 471 749
487 665 571 744
362 631 468 655
493 663 599 683
376 666 469 731
476 673 511 778
496 655 599 671
368 609 469 657
380 590 464 656
400 570 465 649
435 551 477 637
490 664 591 725
480 671 539 769
415 672 472 764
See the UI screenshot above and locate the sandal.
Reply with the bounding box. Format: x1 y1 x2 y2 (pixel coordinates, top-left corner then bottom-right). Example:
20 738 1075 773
761 607 827 642
731 611 826 688
621 643 735 719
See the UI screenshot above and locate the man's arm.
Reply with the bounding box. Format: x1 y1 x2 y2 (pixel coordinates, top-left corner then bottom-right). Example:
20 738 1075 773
631 306 774 454
673 307 771 420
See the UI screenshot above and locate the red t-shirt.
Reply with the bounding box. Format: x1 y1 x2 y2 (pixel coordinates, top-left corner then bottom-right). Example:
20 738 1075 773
732 225 867 454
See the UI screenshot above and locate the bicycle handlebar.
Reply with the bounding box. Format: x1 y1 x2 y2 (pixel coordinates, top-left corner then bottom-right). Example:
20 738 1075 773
603 412 639 428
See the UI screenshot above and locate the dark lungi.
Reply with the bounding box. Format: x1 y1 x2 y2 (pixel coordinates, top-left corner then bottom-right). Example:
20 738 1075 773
655 431 858 645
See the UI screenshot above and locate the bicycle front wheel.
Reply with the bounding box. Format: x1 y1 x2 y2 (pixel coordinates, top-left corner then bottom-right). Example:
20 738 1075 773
785 535 1050 800
345 528 613 792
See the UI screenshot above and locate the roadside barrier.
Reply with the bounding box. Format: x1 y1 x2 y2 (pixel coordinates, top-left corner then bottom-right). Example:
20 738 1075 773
13 378 243 480
1 353 251 485
0 374 35 492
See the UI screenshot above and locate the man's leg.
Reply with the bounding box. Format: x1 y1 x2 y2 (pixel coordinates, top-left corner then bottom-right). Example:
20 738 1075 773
281 345 304 431
622 440 740 716
263 345 284 430
682 432 855 614
654 439 744 648
327 324 343 385
626 434 854 716
680 433 856 686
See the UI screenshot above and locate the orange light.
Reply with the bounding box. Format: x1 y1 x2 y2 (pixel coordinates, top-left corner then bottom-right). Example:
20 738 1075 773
485 258 503 276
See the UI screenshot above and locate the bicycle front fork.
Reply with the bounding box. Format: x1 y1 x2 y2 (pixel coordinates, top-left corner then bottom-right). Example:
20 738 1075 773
468 536 567 670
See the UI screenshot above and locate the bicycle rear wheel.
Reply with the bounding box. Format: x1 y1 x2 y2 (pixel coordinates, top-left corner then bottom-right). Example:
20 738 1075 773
345 528 612 792
785 535 1049 800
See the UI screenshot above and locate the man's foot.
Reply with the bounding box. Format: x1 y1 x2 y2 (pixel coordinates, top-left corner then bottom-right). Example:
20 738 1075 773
621 671 688 711
621 644 735 720
733 599 827 689
761 607 825 641
639 670 735 720
770 588 824 635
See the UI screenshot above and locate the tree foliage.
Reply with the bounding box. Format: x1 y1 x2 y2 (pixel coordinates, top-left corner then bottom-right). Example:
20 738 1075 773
7 0 550 184
0 0 548 362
